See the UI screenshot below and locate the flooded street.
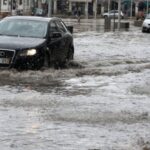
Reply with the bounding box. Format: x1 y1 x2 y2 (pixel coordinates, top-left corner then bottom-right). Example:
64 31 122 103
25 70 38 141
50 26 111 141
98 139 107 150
0 20 150 150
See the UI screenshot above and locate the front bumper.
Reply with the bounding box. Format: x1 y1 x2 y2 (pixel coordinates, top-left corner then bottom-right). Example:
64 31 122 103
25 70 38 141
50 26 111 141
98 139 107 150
0 49 15 68
142 25 150 32
13 54 44 70
0 49 44 70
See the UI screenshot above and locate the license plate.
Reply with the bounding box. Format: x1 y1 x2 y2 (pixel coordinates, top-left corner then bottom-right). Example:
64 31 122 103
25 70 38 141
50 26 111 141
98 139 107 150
0 58 10 64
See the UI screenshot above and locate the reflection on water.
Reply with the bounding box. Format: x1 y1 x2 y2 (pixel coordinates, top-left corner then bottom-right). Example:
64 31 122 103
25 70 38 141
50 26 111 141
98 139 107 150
64 18 105 33
64 18 135 33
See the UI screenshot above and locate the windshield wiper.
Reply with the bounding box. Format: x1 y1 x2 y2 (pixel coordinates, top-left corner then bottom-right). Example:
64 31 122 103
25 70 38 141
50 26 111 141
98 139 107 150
19 35 41 38
1 34 19 37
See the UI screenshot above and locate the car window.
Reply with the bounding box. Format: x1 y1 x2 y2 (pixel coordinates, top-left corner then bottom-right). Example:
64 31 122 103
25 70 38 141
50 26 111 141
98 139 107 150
49 21 59 32
60 21 68 32
55 21 67 33
110 10 118 14
110 10 114 13
0 19 48 38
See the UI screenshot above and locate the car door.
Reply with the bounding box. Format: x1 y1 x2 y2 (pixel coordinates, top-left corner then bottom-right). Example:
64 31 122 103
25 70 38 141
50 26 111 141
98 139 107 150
115 10 119 17
48 20 67 63
110 10 117 18
55 20 69 57
110 10 115 17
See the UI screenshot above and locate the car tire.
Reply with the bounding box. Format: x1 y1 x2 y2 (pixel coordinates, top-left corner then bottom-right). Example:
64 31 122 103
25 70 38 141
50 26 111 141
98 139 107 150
54 60 67 69
43 52 50 68
142 28 146 33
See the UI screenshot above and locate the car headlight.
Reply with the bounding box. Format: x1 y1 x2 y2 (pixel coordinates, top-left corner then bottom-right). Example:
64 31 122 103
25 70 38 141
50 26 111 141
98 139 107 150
19 49 37 56
27 49 37 56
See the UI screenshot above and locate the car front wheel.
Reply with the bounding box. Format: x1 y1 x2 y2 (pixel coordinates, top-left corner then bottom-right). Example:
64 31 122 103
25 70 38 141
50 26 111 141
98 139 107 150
142 28 146 33
43 52 50 68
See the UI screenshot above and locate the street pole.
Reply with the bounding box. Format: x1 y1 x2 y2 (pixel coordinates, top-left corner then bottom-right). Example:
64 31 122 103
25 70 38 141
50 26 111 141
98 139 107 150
11 0 13 15
130 0 133 18
23 0 25 15
118 0 121 31
147 0 149 14
108 0 110 12
0 0 1 16
86 0 88 19
94 0 97 19
48 0 52 17
113 2 115 32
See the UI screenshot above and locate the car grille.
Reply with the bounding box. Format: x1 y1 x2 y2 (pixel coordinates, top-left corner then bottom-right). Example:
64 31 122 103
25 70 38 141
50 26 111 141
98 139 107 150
0 49 15 67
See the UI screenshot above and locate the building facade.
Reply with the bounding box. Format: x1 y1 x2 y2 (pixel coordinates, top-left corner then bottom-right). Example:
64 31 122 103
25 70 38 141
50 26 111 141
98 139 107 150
0 0 31 16
0 0 149 18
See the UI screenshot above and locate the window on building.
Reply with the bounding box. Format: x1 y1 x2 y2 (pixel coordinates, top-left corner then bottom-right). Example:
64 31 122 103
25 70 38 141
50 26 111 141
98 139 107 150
27 0 29 6
19 0 22 5
3 0 7 5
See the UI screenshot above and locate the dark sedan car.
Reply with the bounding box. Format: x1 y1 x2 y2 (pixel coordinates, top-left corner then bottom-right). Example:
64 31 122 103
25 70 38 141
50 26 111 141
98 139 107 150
0 16 74 69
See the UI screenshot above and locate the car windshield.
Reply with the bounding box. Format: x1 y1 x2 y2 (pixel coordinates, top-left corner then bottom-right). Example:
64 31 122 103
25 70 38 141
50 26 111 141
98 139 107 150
110 10 118 13
0 19 48 38
146 14 150 19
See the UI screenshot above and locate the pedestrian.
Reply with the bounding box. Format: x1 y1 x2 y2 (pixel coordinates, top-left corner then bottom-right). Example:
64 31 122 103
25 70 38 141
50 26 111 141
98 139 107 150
73 7 77 16
77 7 81 23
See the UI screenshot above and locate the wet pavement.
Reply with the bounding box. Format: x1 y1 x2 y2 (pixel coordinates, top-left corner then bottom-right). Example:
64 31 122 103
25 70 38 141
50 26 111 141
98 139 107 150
0 19 150 150
63 18 135 33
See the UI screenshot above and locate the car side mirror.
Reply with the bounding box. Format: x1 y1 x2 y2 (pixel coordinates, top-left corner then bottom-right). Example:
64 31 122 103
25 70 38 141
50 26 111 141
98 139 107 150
50 32 62 39
67 26 73 34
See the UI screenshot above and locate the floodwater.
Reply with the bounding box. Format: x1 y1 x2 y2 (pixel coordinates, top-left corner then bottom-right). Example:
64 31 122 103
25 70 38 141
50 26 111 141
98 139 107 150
0 21 150 150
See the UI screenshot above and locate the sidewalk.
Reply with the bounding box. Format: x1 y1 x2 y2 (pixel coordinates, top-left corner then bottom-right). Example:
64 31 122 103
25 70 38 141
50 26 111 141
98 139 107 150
63 18 135 33
63 18 105 33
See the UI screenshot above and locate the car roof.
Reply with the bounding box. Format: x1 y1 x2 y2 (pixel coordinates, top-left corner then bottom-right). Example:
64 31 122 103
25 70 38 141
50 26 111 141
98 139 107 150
3 16 61 22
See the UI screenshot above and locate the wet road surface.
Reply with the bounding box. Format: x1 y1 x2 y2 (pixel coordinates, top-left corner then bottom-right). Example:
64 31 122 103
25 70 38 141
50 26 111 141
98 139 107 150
0 20 150 150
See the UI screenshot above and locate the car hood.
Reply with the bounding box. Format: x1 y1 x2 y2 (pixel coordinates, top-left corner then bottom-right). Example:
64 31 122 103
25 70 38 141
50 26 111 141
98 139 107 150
0 36 46 50
143 19 150 24
103 12 109 15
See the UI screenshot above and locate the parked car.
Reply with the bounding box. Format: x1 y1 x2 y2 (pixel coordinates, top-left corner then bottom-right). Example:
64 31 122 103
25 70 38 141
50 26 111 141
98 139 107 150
0 16 74 70
102 10 124 19
34 8 47 16
142 13 150 33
